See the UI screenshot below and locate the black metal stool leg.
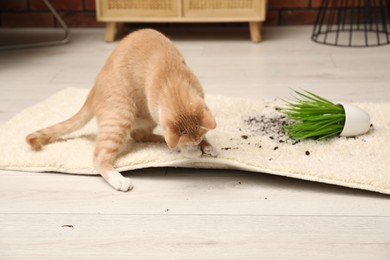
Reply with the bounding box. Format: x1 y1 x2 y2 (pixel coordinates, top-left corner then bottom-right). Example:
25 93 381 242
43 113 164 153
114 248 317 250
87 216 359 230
0 0 70 50
311 0 390 47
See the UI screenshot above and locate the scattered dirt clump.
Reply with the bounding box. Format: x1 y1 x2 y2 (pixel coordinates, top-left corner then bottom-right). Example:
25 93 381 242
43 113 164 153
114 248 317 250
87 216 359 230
243 115 293 143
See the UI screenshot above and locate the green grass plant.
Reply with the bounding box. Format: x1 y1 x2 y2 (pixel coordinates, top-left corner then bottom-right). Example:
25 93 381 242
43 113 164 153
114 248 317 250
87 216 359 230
278 90 345 141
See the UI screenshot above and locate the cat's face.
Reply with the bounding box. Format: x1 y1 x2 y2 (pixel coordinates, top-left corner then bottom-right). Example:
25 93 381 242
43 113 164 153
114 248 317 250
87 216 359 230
163 105 216 149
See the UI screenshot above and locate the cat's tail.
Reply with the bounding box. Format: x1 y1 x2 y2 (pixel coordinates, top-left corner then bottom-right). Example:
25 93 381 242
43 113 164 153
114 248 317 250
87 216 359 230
26 90 95 151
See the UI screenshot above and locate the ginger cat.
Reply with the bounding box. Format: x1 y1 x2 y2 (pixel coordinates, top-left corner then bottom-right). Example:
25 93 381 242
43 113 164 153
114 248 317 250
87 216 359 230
26 29 217 192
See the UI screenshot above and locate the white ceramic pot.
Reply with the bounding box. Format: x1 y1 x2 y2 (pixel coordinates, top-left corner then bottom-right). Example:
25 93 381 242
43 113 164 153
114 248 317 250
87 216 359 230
339 103 371 137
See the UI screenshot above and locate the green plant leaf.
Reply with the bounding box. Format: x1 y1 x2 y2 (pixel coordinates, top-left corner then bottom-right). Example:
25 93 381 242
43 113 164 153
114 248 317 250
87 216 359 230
279 90 345 141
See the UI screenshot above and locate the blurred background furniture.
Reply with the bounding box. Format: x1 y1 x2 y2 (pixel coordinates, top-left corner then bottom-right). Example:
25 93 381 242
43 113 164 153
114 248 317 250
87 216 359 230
96 0 267 43
312 0 390 47
0 0 70 50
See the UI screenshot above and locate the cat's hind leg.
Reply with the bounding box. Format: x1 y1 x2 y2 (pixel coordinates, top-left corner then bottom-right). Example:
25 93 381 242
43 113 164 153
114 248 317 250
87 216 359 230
94 107 135 191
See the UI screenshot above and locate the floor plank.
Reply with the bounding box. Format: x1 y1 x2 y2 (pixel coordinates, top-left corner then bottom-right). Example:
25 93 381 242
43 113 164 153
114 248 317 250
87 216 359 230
1 214 389 259
0 169 389 216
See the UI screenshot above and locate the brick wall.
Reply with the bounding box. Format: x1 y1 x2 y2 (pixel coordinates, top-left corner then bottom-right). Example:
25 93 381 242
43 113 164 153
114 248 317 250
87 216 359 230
0 0 98 27
268 0 322 25
0 0 322 28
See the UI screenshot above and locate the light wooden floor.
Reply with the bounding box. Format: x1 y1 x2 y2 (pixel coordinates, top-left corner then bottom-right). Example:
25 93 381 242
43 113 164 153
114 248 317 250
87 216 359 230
0 26 389 259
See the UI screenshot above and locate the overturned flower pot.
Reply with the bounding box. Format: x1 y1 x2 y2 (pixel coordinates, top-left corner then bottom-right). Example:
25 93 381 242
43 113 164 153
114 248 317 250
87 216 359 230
278 90 371 141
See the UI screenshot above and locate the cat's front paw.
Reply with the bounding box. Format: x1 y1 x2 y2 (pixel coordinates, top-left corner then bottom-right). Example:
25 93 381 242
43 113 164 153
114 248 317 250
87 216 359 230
107 171 133 192
180 145 202 158
202 145 218 157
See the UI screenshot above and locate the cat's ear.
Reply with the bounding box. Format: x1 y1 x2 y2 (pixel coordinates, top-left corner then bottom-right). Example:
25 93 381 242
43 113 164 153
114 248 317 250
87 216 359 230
165 126 180 149
201 108 216 130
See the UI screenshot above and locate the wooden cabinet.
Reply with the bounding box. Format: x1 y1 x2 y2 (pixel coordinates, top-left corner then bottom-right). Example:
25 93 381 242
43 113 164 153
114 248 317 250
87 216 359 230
96 0 267 42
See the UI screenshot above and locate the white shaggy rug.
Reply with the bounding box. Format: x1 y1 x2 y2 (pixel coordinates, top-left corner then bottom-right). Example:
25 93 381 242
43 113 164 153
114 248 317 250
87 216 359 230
0 88 389 195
